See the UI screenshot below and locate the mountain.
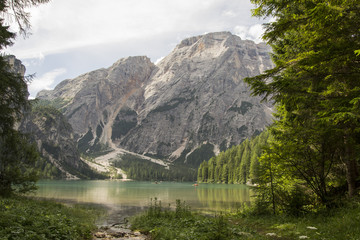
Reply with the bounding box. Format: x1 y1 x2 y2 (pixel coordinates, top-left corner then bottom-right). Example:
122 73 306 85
37 32 274 166
4 55 105 179
20 104 105 179
37 56 155 154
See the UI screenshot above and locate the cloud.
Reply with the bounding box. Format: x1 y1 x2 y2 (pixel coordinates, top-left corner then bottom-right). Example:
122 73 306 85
22 52 45 68
7 0 264 59
233 26 248 40
222 10 237 17
5 0 271 97
28 68 67 98
234 24 265 43
248 24 265 42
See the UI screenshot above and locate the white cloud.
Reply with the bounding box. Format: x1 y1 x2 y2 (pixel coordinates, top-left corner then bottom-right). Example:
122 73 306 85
248 24 265 42
233 25 248 40
22 52 45 68
222 10 237 17
4 0 271 97
7 0 263 59
234 24 265 43
28 68 67 98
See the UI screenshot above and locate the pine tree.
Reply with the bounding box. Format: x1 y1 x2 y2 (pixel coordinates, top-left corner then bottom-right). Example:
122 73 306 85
0 0 50 196
207 157 215 183
246 0 360 201
239 140 251 183
197 131 270 184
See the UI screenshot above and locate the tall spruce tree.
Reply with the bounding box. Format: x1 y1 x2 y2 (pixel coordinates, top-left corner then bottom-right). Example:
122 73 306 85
245 0 360 203
0 0 49 196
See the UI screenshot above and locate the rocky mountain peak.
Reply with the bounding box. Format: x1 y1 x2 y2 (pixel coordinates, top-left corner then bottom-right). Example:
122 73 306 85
38 32 274 165
177 31 232 48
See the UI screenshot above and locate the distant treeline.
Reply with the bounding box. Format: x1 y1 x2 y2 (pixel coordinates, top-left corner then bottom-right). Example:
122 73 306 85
197 131 270 184
112 154 197 182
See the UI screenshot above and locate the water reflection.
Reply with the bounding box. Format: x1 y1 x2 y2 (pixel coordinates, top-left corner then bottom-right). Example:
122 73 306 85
33 180 252 213
196 184 252 212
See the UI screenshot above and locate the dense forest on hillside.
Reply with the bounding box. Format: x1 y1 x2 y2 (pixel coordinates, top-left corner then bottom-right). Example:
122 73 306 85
197 131 270 184
112 154 197 182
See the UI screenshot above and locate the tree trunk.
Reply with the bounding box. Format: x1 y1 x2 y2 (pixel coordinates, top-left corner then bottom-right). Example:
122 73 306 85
345 157 358 197
269 163 276 214
344 136 359 198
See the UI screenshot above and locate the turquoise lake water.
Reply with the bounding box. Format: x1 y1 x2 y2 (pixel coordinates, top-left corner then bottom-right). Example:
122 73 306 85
33 180 252 214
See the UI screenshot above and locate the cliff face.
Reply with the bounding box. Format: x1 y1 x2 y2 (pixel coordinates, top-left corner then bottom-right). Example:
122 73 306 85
122 32 274 159
38 56 156 153
20 107 79 178
20 105 104 179
5 56 102 179
5 55 26 76
37 32 274 164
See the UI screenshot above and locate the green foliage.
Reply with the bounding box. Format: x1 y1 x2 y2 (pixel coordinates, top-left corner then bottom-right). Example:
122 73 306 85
25 104 107 180
253 147 315 215
0 196 100 240
36 107 107 179
131 197 360 239
0 0 51 196
0 130 39 196
35 157 62 179
2 0 50 36
112 154 196 182
0 58 27 132
197 131 270 184
245 0 360 210
253 122 344 214
238 199 360 240
131 199 235 240
31 104 72 132
31 98 70 113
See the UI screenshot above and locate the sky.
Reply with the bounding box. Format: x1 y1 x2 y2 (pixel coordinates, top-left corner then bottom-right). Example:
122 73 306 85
5 0 270 99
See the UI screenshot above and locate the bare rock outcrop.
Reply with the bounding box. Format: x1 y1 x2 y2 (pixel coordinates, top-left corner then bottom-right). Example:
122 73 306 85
37 32 274 165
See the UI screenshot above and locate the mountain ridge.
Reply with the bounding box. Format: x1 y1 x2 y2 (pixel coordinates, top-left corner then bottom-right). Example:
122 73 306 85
37 32 274 165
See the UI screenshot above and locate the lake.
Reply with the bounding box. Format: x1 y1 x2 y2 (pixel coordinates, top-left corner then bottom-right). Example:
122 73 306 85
32 180 252 222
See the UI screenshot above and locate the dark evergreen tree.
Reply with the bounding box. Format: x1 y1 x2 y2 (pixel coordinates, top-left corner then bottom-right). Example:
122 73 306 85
0 0 49 196
245 0 360 209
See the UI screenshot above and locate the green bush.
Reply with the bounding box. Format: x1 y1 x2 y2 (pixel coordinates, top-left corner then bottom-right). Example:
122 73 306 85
0 196 101 240
131 199 235 240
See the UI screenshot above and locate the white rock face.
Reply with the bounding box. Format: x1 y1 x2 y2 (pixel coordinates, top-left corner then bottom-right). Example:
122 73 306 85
37 32 274 163
38 56 155 141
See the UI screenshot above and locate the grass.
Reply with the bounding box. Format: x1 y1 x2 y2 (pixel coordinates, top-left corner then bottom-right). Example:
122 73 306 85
2 195 359 240
131 198 235 240
0 196 103 240
130 198 360 240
